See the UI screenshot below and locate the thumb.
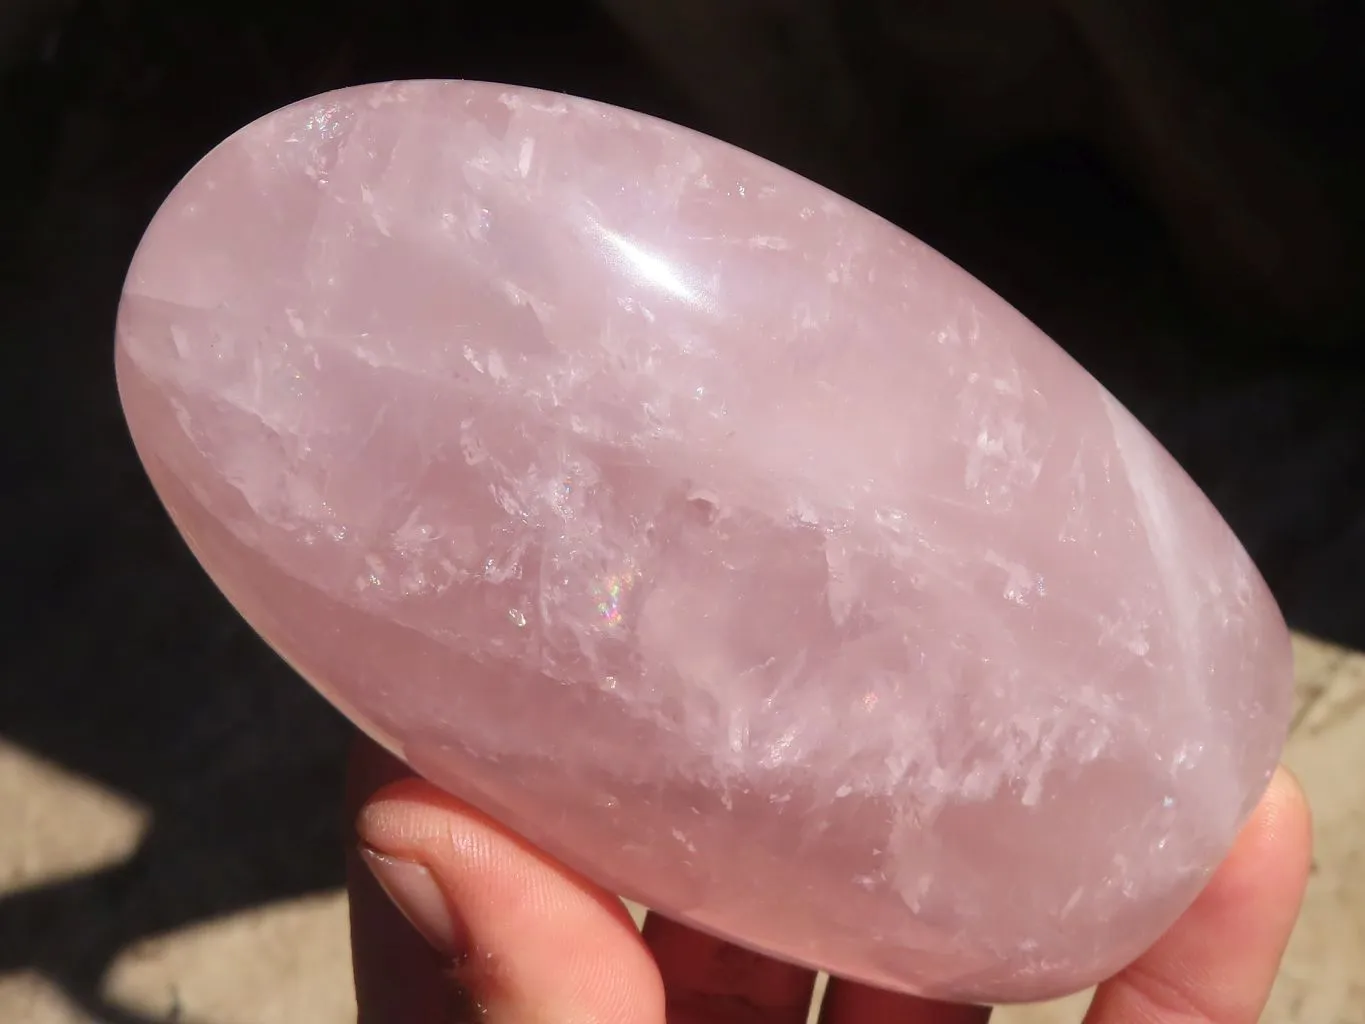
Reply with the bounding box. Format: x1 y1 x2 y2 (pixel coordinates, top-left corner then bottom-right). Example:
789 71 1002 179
345 734 662 1023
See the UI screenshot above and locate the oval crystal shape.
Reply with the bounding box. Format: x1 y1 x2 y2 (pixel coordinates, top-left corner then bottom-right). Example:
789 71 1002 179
115 81 1293 1002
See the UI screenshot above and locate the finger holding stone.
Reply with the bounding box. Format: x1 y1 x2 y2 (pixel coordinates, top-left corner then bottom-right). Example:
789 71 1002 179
347 737 463 1023
819 981 992 1024
1083 765 1311 1024
642 915 820 1024
351 748 664 1023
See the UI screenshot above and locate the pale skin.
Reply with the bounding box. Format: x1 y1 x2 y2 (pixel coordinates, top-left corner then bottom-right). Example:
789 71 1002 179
346 735 1311 1023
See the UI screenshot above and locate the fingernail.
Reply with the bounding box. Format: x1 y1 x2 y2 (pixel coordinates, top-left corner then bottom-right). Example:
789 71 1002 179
360 846 463 956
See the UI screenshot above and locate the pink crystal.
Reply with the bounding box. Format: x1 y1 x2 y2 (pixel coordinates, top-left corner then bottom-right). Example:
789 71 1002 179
114 81 1293 1003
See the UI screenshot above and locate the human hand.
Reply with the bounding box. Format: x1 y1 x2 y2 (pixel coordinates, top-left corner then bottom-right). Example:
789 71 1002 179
346 735 1310 1022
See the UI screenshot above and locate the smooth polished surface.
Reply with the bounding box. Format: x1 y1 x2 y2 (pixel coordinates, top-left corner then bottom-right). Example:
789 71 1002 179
115 80 1292 1002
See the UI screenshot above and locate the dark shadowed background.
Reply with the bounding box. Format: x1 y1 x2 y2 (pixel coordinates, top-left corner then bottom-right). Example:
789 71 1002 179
2 1 1363 1020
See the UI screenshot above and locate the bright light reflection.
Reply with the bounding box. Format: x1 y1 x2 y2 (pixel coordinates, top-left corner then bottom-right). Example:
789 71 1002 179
595 227 708 309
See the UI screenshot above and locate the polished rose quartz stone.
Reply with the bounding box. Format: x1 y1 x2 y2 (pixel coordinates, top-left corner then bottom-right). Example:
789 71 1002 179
115 81 1293 1003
